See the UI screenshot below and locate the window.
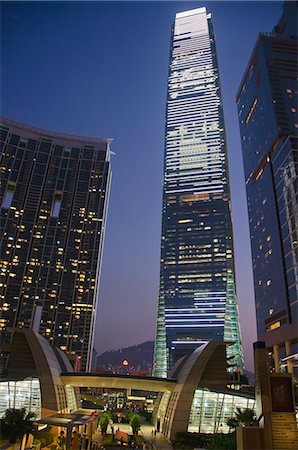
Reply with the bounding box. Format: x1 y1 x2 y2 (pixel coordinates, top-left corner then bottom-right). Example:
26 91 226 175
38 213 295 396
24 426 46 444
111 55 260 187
266 321 280 332
51 191 62 218
1 182 15 209
19 138 28 148
245 97 258 124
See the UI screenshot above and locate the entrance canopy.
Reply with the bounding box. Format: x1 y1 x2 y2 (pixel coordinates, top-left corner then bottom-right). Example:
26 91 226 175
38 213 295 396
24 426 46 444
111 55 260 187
61 373 176 392
35 411 99 428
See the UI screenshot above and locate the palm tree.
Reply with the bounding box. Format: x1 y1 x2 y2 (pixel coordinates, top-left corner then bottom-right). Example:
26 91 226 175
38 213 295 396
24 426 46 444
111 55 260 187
0 408 36 443
99 411 112 435
226 407 257 430
129 414 141 435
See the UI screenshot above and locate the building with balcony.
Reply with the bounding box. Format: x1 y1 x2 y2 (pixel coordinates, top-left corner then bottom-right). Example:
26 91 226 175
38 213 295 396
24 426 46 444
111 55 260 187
0 118 112 371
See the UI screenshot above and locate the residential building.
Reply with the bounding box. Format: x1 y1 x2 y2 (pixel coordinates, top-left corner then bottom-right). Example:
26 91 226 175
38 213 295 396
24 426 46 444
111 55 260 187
154 7 243 376
0 117 111 371
237 1 297 376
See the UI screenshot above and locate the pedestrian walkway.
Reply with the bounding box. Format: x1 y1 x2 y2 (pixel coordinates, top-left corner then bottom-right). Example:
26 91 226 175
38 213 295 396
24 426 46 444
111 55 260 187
140 423 173 450
92 420 174 450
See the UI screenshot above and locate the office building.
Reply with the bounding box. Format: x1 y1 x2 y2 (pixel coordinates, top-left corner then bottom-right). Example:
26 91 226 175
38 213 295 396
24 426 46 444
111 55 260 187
237 2 297 376
154 7 243 376
0 117 111 371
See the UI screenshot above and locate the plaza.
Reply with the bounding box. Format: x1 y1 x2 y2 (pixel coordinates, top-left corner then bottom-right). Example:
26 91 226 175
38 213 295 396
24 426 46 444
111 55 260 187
1 328 255 447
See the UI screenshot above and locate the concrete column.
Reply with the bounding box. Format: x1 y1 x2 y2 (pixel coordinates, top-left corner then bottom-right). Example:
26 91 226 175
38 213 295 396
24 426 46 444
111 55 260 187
285 341 294 374
87 422 93 450
273 344 279 372
253 341 273 450
66 427 72 450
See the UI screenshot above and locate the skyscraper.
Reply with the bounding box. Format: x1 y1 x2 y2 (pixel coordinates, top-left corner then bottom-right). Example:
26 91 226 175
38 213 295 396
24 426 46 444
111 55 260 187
0 117 111 371
237 2 297 376
154 7 243 377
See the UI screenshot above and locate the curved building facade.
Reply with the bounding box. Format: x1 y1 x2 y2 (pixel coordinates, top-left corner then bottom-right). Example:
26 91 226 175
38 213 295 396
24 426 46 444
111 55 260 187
0 118 112 371
1 331 255 443
0 328 78 418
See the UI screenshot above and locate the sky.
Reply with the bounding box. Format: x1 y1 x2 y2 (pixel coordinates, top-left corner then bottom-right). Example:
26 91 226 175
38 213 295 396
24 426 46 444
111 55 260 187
1 1 283 371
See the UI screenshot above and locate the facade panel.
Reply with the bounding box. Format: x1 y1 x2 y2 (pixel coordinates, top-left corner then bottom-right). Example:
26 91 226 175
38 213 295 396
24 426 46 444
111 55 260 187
154 8 243 376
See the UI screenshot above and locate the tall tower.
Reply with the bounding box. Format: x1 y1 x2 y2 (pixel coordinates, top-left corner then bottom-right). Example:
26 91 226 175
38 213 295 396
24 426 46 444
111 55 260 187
0 117 111 371
237 1 297 376
154 7 243 376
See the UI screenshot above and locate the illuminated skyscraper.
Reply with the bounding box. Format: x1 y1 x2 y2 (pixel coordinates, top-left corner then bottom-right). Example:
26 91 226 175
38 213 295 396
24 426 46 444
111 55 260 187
0 118 111 371
237 1 297 376
154 7 243 376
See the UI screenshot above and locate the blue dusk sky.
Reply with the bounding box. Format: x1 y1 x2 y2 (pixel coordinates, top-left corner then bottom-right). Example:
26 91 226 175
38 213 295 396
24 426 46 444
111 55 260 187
1 1 283 371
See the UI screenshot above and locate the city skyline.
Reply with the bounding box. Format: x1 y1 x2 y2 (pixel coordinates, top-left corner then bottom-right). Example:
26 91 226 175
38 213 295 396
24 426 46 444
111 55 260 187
154 7 243 376
1 1 283 371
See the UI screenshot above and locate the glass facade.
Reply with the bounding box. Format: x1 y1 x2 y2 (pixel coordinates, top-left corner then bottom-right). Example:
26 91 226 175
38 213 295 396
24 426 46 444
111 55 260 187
154 8 243 376
0 378 41 418
237 2 297 374
188 388 255 434
0 118 111 371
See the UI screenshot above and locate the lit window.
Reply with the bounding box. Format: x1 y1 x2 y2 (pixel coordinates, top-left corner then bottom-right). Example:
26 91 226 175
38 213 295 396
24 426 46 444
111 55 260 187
51 191 62 218
266 321 280 331
1 182 15 209
245 97 258 124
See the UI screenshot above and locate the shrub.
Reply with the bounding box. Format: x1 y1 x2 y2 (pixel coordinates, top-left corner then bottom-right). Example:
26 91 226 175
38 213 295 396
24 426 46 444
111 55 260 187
172 432 212 449
34 426 54 448
133 435 144 448
32 438 41 449
209 432 237 450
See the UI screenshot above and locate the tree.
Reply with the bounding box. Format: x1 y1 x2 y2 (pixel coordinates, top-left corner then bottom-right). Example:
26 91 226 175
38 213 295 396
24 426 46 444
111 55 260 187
129 414 141 435
0 408 36 443
226 417 239 430
226 407 257 430
99 411 112 435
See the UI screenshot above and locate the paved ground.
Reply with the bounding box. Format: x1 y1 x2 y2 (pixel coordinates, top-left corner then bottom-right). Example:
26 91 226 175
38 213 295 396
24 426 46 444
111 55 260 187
140 423 174 450
92 421 174 450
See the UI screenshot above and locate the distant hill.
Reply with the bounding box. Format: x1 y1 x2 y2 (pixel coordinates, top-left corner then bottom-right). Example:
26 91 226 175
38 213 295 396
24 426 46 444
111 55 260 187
97 341 154 373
